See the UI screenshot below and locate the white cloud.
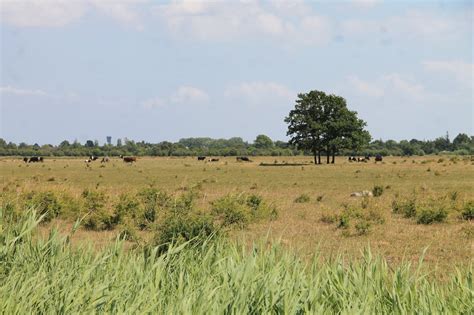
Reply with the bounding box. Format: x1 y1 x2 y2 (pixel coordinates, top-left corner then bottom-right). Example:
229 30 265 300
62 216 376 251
349 0 382 9
152 0 331 44
0 0 87 27
225 81 294 106
0 0 144 29
422 60 474 83
347 74 428 100
340 9 470 42
142 86 209 109
0 85 48 96
347 76 384 97
142 97 166 109
170 86 209 104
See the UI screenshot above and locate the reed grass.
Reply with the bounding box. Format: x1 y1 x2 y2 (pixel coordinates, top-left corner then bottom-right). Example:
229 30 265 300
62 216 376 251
1 209 472 314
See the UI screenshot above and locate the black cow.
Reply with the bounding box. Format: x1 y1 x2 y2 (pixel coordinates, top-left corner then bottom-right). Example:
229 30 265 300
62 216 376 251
375 154 383 162
23 157 28 163
89 155 99 161
236 156 251 162
28 157 43 163
197 156 206 161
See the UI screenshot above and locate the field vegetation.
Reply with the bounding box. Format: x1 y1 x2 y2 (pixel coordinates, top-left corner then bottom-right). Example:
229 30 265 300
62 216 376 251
0 209 472 313
1 155 472 272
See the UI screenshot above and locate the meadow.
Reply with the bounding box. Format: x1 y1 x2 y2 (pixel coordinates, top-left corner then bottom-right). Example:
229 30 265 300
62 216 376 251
0 155 473 312
1 155 473 269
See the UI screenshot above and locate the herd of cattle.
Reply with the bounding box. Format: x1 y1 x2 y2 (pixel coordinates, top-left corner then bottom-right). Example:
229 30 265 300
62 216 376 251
197 156 252 162
21 154 383 164
348 154 383 163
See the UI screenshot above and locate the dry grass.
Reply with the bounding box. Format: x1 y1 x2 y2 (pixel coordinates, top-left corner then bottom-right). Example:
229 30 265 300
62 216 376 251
1 155 473 274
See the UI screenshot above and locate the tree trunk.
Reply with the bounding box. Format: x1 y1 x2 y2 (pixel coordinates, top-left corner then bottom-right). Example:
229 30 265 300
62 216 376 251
326 147 330 164
331 150 335 164
313 152 318 164
318 151 321 164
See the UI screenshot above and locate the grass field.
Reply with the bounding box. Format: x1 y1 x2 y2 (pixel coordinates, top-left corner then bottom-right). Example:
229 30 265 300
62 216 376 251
1 155 473 274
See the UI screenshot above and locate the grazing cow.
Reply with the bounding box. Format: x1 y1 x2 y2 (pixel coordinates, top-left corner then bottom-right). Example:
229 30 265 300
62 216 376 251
375 154 383 162
89 155 99 161
236 156 251 162
23 157 28 163
121 156 137 163
28 156 42 163
351 190 374 197
101 157 109 163
197 156 206 161
365 155 370 161
209 158 219 162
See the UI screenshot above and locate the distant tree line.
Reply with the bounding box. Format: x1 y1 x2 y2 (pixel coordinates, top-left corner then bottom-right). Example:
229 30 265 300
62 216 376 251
0 132 472 157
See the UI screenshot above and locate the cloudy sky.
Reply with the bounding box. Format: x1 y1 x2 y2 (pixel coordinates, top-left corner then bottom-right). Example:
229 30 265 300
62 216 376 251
1 0 472 145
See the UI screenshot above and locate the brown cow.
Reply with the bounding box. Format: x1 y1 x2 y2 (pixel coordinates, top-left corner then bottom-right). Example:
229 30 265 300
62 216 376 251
120 155 136 163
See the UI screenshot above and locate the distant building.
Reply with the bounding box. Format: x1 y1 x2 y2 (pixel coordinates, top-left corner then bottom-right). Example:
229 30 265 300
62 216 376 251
106 136 112 145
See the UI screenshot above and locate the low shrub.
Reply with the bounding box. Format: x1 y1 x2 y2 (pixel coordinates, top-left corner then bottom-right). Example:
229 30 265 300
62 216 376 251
153 213 216 251
461 201 474 221
212 193 277 228
355 220 371 235
392 198 417 218
24 191 61 222
81 189 111 230
113 193 140 227
136 188 171 228
337 214 350 229
294 194 310 203
372 185 384 197
416 205 448 224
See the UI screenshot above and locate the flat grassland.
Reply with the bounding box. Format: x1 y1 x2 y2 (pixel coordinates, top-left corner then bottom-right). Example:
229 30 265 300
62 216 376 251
1 155 473 273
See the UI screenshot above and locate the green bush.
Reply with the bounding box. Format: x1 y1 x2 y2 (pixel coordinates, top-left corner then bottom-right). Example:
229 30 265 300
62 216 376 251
372 185 384 197
212 194 251 228
81 189 111 230
461 201 474 220
137 188 171 226
24 191 61 222
294 194 310 203
153 213 216 251
113 193 140 227
416 206 448 224
211 194 277 228
392 198 417 218
337 214 350 229
355 220 371 235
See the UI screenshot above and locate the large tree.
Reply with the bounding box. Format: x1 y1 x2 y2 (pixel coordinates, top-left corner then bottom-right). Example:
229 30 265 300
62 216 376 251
285 90 370 164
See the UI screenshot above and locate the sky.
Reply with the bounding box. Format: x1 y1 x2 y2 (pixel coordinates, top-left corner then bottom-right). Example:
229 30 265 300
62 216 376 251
0 0 473 145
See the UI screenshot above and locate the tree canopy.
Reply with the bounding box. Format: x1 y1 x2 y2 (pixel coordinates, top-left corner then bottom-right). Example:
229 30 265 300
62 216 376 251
285 90 370 164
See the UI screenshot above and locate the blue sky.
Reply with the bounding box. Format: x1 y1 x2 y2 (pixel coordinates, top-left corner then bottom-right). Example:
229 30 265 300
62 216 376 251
1 0 472 145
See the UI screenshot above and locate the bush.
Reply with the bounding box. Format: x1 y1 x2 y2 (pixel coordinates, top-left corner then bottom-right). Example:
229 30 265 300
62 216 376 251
337 214 350 229
355 220 371 235
211 194 277 228
24 191 61 222
461 201 474 220
294 194 310 203
372 185 384 197
212 194 251 228
153 213 216 251
81 189 111 230
416 206 448 224
137 188 171 226
113 193 140 226
392 198 417 218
